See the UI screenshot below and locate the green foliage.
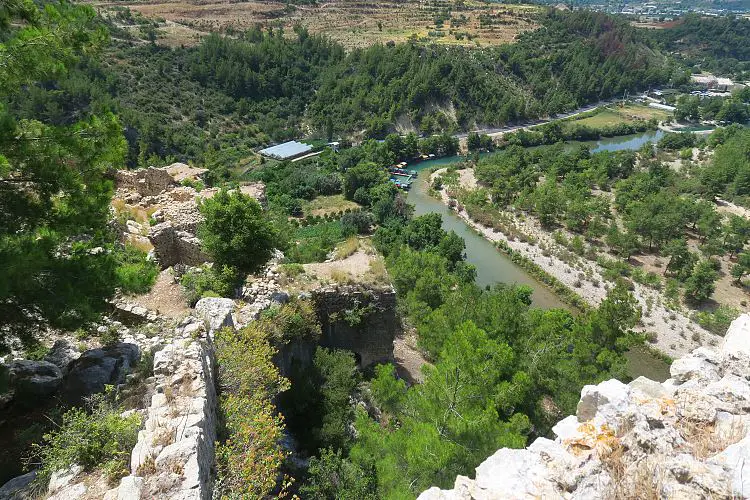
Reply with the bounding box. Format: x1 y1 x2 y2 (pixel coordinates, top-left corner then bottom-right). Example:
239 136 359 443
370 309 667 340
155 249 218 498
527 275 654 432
198 190 282 274
300 448 378 500
286 220 346 263
281 348 361 454
33 393 140 484
256 298 321 344
115 245 159 295
180 264 240 305
684 260 719 303
343 162 388 204
694 305 741 336
650 14 750 79
0 1 126 352
215 324 290 499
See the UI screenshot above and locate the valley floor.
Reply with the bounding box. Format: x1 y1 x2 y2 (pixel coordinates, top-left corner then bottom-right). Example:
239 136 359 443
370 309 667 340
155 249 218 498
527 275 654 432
431 167 725 360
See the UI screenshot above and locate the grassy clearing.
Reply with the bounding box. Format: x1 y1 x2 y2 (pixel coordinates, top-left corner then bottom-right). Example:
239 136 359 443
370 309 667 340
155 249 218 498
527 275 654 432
303 195 360 217
563 104 670 133
618 103 671 121
566 109 632 129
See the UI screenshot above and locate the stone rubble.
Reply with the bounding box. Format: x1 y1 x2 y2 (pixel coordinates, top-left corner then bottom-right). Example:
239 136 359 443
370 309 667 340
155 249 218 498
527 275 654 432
113 163 265 270
419 313 750 500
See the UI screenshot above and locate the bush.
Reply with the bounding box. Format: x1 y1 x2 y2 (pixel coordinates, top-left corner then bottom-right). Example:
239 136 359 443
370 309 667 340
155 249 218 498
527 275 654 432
341 211 374 236
181 264 240 306
198 190 281 273
33 393 140 484
694 306 740 336
215 327 290 498
115 245 159 295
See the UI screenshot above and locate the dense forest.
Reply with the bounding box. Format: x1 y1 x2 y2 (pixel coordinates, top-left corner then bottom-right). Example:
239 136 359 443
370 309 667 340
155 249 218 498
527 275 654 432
9 8 676 173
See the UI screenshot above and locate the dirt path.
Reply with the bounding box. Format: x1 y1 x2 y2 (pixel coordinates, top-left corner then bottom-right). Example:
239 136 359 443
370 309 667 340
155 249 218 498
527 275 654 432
393 330 429 384
131 268 189 319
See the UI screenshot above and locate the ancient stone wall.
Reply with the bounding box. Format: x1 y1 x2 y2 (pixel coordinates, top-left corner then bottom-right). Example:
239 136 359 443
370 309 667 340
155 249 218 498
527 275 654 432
312 285 398 368
419 313 750 500
106 314 218 500
115 167 176 197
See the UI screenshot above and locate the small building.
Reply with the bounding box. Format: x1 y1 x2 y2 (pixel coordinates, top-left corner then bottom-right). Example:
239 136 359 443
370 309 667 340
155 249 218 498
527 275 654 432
258 141 313 161
648 102 676 112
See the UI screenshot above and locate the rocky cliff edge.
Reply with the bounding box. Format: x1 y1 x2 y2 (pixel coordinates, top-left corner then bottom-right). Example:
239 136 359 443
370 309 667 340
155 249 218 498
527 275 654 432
419 313 750 499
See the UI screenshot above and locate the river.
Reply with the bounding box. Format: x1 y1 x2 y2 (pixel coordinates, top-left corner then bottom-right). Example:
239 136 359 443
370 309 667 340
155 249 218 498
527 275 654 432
407 130 671 381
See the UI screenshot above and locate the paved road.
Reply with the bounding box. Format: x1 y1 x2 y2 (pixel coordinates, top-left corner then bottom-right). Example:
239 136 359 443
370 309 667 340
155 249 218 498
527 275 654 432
453 98 618 141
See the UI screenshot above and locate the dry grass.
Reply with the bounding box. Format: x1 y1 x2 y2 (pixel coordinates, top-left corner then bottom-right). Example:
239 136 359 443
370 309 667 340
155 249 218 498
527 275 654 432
83 0 540 49
365 259 389 285
601 439 662 500
677 419 746 459
335 236 359 260
330 269 354 284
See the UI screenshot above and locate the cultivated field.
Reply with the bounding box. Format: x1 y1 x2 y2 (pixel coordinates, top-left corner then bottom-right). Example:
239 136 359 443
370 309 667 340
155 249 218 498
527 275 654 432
562 103 672 131
85 0 541 48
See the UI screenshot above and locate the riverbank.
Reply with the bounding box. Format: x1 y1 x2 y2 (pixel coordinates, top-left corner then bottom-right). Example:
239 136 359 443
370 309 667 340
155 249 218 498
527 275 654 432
430 167 723 360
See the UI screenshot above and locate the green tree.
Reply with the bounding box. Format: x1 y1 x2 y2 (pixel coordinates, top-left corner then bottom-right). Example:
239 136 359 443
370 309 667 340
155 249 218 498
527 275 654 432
662 238 696 280
684 260 719 303
198 190 281 274
731 251 750 283
300 448 378 500
342 162 388 203
0 0 127 351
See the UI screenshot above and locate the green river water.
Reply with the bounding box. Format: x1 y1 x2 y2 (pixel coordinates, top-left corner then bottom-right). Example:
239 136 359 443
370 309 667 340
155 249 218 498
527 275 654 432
407 130 671 381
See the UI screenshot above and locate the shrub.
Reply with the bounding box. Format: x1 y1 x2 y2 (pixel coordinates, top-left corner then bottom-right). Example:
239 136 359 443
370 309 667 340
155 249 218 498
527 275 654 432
198 190 281 273
215 327 290 498
116 245 159 295
257 299 321 343
181 264 240 306
33 393 141 484
341 211 373 236
694 306 740 336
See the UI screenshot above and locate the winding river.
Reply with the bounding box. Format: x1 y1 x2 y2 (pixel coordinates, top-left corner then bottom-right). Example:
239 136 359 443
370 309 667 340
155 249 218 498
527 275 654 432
407 129 671 381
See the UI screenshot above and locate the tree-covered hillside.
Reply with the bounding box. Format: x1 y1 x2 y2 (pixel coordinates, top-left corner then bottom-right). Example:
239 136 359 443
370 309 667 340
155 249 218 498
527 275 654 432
10 8 675 173
649 14 750 79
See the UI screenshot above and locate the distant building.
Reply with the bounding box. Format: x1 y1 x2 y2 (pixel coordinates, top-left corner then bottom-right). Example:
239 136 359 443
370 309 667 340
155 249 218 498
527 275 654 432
691 74 744 92
648 102 676 112
258 141 313 161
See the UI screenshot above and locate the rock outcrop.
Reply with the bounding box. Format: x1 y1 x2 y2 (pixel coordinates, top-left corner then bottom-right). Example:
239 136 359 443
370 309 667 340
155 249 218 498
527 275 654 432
419 313 750 500
113 163 265 269
62 343 140 404
8 360 63 401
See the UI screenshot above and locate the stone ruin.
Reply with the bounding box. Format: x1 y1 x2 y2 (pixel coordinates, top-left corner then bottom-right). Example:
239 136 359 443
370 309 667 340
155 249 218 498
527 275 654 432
113 163 266 269
273 284 399 378
420 313 750 500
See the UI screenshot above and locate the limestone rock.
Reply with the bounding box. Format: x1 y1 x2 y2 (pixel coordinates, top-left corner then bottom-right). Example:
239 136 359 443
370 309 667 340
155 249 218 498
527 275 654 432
44 339 81 373
576 379 630 425
0 470 37 499
47 465 83 496
194 297 235 335
418 314 750 500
